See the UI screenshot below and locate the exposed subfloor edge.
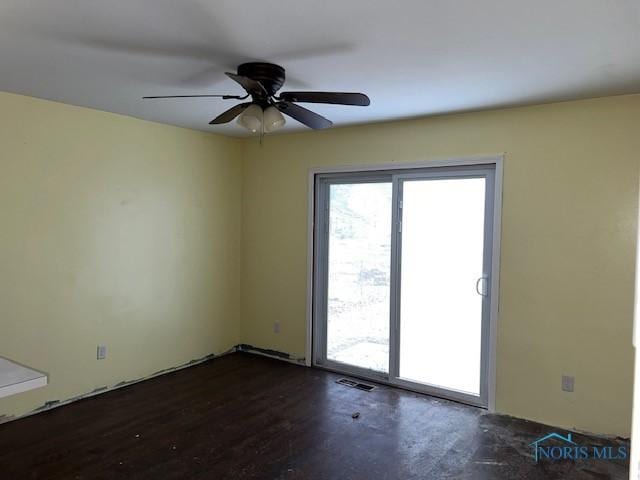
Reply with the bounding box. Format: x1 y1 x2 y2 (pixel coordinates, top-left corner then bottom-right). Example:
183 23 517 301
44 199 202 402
0 347 237 426
1 346 630 443
235 343 306 365
263 352 630 443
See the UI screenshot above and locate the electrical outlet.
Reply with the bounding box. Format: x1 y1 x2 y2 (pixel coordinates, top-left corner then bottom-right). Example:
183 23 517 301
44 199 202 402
274 321 280 334
97 345 107 360
561 375 574 392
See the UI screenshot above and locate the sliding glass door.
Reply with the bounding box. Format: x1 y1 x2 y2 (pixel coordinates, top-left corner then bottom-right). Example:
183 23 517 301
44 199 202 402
313 164 496 407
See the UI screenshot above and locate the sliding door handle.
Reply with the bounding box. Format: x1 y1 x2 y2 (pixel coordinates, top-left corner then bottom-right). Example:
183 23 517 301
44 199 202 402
475 276 489 297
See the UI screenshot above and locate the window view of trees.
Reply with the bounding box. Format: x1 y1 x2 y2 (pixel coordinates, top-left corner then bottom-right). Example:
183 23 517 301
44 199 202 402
326 183 392 373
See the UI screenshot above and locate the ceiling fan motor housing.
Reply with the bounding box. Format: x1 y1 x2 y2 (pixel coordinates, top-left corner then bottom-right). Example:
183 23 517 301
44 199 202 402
237 62 286 98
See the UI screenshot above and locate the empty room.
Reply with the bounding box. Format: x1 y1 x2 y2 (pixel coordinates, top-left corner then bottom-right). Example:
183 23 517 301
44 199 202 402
1 1 639 479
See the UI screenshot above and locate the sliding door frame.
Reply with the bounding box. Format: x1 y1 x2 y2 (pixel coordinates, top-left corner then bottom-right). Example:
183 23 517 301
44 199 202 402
306 155 503 411
313 173 394 382
390 168 495 407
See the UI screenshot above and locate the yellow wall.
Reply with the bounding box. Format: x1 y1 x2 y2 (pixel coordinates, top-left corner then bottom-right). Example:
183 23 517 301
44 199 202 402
241 94 640 436
1 91 638 438
0 92 243 419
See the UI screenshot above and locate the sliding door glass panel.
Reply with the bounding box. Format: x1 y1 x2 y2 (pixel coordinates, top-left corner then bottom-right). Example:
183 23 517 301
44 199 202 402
398 177 486 394
326 182 392 373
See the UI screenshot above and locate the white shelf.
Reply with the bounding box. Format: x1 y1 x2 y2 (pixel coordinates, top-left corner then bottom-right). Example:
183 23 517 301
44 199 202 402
0 357 47 399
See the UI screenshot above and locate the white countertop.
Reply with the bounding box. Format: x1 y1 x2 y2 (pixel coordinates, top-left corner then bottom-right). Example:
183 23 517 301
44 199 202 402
0 357 47 399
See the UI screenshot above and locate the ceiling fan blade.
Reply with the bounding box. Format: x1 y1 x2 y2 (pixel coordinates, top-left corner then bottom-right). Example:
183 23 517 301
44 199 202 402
279 92 370 106
225 72 268 97
275 101 333 129
143 94 246 99
209 102 253 125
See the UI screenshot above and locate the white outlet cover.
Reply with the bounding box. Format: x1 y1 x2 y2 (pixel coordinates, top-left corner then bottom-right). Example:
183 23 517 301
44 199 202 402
97 345 107 360
561 375 575 392
274 322 280 334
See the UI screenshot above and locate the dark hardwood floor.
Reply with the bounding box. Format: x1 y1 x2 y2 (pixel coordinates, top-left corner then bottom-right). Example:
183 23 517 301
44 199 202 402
0 353 629 479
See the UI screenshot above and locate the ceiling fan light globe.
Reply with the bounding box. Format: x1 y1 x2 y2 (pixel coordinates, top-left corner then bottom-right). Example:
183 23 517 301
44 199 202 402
237 104 263 133
263 106 286 133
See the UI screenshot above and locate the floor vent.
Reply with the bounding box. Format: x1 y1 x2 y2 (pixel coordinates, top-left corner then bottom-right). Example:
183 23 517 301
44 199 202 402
336 378 375 392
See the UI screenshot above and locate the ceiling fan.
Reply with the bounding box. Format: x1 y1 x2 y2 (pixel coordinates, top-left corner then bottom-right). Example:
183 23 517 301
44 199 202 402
143 62 370 134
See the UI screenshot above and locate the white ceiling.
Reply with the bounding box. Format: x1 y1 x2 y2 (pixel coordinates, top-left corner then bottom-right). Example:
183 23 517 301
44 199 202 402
1 0 639 136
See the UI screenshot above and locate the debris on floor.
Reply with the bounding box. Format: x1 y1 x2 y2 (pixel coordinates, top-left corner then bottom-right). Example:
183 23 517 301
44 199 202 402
352 412 360 419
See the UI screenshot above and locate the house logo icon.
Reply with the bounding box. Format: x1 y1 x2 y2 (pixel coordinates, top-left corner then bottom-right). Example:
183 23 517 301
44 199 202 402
529 432 576 463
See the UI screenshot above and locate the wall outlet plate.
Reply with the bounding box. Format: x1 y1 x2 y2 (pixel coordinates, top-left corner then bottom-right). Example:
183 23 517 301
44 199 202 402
561 375 574 392
273 321 280 334
97 345 107 360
